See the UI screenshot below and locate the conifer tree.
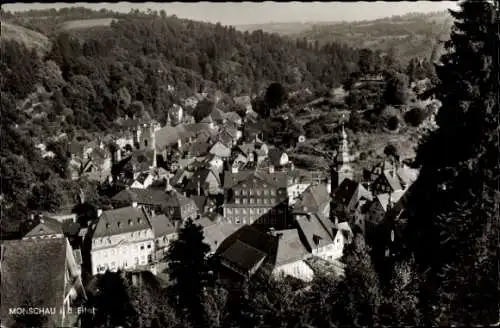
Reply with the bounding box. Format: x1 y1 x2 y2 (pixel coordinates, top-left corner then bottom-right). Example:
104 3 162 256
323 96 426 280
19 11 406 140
166 219 213 327
403 0 499 325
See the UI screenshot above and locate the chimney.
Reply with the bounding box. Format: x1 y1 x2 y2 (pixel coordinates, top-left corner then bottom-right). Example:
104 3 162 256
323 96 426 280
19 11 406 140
197 181 201 196
97 209 103 218
232 164 239 173
326 178 331 194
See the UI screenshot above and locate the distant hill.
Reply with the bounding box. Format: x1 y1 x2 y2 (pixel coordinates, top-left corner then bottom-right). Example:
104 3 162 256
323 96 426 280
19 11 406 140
237 11 453 65
0 21 51 53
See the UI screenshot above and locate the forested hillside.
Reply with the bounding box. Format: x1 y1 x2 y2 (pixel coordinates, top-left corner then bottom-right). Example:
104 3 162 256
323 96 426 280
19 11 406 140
0 7 383 236
239 11 452 65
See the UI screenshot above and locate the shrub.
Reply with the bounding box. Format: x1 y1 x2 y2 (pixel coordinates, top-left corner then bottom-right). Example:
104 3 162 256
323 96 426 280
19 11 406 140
404 107 427 127
387 115 400 131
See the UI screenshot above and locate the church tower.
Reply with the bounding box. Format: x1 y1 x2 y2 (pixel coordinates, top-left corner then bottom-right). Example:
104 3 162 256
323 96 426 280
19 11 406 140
331 117 354 192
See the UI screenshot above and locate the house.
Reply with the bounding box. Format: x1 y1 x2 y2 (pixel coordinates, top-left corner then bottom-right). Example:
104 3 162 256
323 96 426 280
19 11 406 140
185 168 222 196
224 111 243 126
286 169 324 205
129 172 154 189
267 148 289 168
292 183 331 220
187 141 211 157
206 154 224 172
167 104 184 126
1 238 86 328
209 141 231 158
271 229 315 282
22 216 65 240
90 205 155 275
295 213 352 262
162 187 199 221
170 168 194 188
209 107 226 125
223 168 289 227
369 161 419 195
149 214 180 260
332 178 373 213
365 190 405 242
233 95 253 113
112 187 170 216
190 195 217 214
202 223 241 254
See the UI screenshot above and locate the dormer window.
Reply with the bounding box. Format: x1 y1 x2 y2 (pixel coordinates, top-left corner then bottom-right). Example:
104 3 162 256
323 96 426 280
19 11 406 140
106 223 110 229
137 217 142 224
117 222 122 228
129 219 133 226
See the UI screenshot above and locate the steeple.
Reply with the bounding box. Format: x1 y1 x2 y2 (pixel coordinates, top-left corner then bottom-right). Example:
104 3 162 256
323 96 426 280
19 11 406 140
331 115 354 191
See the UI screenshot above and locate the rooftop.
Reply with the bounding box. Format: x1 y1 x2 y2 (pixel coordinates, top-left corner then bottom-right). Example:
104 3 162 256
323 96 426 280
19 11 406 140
93 206 151 238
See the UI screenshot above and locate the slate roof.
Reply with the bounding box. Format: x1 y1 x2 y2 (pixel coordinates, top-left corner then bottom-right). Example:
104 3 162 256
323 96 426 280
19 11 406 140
382 170 403 192
296 213 336 251
267 148 286 167
203 223 241 253
190 195 207 212
150 214 179 238
188 141 211 157
210 108 226 122
220 240 268 274
92 206 151 238
218 132 234 148
185 168 221 191
293 183 330 214
209 141 231 158
112 188 171 206
223 169 288 189
333 178 372 208
1 238 68 327
274 229 310 266
24 217 64 238
224 111 242 124
237 143 256 157
375 190 406 212
155 125 186 150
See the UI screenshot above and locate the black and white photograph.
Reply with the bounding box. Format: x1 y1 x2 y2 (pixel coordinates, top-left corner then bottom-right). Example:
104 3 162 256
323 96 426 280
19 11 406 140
0 1 499 327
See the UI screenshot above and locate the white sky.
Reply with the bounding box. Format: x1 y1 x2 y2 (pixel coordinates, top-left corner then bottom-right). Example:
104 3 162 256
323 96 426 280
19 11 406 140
4 2 459 26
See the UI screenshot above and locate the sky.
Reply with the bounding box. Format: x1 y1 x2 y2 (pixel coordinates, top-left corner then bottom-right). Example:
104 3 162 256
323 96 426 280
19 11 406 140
4 2 459 26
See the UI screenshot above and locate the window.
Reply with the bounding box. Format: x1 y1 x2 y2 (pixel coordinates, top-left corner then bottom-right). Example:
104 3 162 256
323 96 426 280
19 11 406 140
242 198 247 204
235 198 240 204
104 251 108 258
147 244 151 249
234 209 240 214
242 209 247 214
140 244 145 250
227 208 232 214
263 189 269 196
242 190 247 196
249 208 254 214
250 198 255 204
256 189 261 196
249 189 254 196
271 190 276 196
235 190 240 196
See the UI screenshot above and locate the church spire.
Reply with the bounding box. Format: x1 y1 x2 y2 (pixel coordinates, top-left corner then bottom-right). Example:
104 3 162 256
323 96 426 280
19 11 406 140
331 114 354 191
336 114 351 166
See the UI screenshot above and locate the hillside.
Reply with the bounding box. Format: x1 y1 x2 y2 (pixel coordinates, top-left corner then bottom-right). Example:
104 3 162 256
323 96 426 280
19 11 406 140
59 18 116 31
0 21 51 53
238 11 452 65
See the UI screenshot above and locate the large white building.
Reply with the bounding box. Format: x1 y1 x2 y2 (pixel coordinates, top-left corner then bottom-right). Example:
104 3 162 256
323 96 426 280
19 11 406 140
90 205 156 275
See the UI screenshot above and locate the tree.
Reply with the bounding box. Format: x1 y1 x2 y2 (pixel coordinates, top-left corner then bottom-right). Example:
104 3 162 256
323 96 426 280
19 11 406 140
404 107 427 127
264 82 287 111
383 144 400 162
383 70 410 106
166 219 213 327
402 0 500 325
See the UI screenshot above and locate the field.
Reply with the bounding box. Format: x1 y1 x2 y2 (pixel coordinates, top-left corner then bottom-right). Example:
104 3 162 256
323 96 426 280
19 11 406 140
59 18 116 31
0 21 51 53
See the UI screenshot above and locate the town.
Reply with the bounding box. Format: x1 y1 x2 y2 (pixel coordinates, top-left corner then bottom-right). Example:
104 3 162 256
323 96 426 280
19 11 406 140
1 2 498 328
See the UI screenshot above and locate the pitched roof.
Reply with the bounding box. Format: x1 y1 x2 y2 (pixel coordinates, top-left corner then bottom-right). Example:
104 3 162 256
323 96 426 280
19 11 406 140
93 206 151 238
112 188 172 206
150 214 179 237
224 111 242 124
200 115 214 124
274 229 310 266
375 190 406 212
24 217 64 238
155 125 186 150
194 216 217 229
220 240 268 274
296 213 336 251
210 108 226 122
397 165 419 187
209 141 231 157
186 168 221 191
1 238 68 327
135 172 152 184
267 148 286 167
203 223 241 253
293 183 330 214
237 143 256 157
188 141 211 157
382 170 403 192
223 170 288 189
333 178 371 207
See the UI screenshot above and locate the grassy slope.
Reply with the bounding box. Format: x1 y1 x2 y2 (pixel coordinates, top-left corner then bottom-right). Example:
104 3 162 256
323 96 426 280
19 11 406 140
0 21 51 53
59 18 115 31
